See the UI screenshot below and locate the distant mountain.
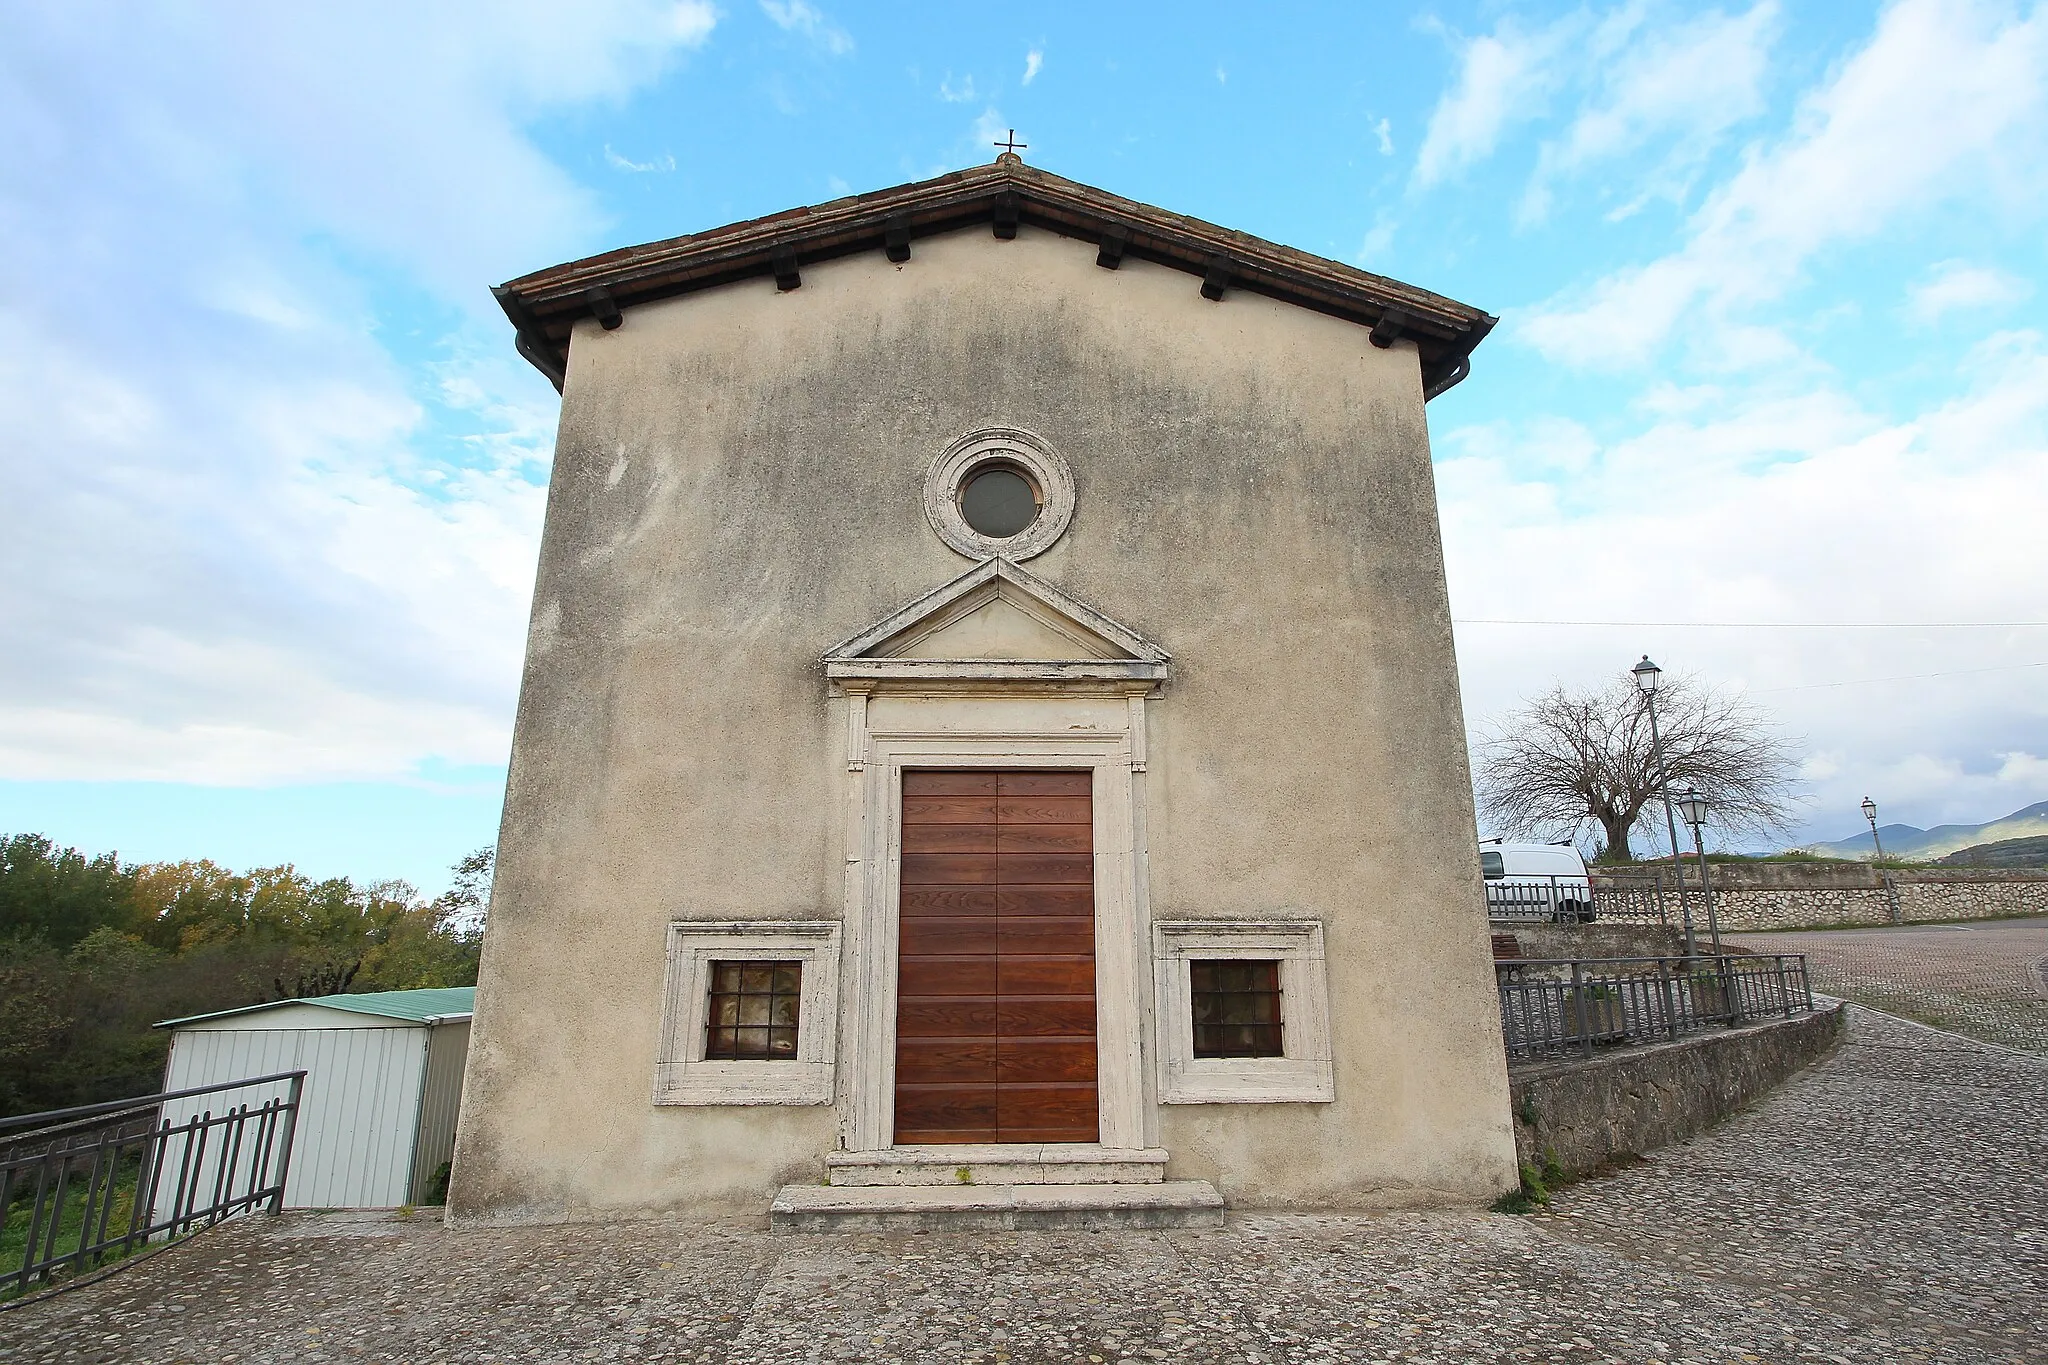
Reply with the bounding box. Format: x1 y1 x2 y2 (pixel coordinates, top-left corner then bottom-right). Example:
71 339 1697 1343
1938 835 2048 868
1800 801 2048 861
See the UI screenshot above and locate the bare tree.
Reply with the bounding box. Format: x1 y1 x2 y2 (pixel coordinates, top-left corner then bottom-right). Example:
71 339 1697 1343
1476 673 1802 861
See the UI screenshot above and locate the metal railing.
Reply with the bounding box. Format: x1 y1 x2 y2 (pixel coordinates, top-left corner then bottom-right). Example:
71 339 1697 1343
1482 874 1700 926
1486 876 1603 923
1589 867 1693 926
1497 955 1813 1063
1 1072 304 1299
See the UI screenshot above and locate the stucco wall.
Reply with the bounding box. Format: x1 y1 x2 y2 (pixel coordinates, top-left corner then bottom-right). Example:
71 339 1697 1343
450 223 1515 1223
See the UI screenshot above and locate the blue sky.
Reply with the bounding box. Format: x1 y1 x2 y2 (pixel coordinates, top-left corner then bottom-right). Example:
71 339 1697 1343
3 0 2045 891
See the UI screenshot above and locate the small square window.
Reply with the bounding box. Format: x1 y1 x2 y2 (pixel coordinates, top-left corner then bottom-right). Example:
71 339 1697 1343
705 961 802 1060
1191 959 1284 1058
657 922 838 1105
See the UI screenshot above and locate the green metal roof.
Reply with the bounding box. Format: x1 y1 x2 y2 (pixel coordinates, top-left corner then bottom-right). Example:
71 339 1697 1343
156 987 475 1030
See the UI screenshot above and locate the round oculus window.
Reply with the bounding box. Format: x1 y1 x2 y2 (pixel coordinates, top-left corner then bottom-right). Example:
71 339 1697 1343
923 427 1075 561
959 465 1040 538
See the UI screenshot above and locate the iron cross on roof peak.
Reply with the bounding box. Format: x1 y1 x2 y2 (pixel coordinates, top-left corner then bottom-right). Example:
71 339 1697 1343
993 129 1027 160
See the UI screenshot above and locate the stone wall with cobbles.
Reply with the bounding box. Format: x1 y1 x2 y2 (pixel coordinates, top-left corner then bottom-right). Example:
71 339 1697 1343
1508 1004 1845 1175
1593 865 2048 932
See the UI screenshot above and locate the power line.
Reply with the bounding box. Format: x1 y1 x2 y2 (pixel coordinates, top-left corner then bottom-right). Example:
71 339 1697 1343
1751 660 2048 693
1453 619 2048 629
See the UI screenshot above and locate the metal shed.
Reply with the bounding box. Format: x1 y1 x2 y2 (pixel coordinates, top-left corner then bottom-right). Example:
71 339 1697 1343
155 987 473 1209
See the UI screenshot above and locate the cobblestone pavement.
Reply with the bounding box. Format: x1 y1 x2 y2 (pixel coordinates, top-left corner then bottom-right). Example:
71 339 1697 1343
2 1010 2041 1365
1728 915 2048 1053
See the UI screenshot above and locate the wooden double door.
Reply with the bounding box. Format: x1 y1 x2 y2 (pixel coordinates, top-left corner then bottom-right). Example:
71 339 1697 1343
894 770 1099 1144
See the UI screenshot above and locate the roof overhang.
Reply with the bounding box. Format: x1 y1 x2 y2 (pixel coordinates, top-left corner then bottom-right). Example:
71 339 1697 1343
495 158 1495 400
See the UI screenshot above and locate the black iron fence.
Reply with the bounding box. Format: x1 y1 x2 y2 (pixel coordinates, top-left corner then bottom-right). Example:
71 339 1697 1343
1590 866 1700 926
1485 876 1600 923
1482 869 1729 928
1497 955 1813 1063
1 1072 304 1299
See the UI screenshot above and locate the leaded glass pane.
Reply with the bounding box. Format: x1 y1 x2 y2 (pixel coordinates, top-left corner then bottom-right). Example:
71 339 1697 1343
705 959 803 1060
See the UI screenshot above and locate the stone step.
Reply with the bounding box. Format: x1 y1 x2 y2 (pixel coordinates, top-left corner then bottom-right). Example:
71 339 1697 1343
826 1143 1169 1187
771 1180 1223 1233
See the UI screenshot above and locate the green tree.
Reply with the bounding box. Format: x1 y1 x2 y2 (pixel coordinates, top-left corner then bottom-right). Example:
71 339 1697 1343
0 833 140 948
0 839 490 1118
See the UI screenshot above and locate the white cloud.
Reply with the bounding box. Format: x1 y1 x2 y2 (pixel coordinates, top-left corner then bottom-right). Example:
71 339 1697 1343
1372 117 1394 156
1519 2 1779 225
1908 260 2033 322
1523 0 2048 368
604 144 677 173
759 0 853 57
939 72 978 103
1023 49 1043 86
1443 332 2048 847
1414 17 1580 187
0 2 711 784
1356 212 1397 265
972 108 1013 158
1995 751 2048 786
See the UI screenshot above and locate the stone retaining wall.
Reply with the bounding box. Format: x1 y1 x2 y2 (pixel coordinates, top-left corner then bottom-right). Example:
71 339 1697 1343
1507 1004 1845 1176
1593 865 2048 932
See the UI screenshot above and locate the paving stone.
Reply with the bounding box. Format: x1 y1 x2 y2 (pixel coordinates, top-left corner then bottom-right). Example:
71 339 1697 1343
1729 915 2048 1053
1 1009 2040 1364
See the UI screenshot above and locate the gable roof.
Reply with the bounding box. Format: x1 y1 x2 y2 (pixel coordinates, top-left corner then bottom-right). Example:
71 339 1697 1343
156 987 476 1030
495 157 1494 400
825 557 1170 686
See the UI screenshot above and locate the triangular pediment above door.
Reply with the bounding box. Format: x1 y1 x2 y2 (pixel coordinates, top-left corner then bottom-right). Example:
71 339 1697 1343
824 559 1170 685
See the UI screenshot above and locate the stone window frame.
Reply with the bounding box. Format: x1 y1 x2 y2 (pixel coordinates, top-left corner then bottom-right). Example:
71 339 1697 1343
654 921 841 1106
1152 920 1334 1104
922 426 1076 562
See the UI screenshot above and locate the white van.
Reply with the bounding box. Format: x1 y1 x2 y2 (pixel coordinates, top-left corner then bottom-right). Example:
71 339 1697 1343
1479 839 1596 922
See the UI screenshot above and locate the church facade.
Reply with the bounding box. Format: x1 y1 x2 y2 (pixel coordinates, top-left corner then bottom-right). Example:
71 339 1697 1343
450 157 1518 1226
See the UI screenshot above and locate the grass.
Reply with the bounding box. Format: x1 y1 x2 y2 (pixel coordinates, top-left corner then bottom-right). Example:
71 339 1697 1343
0 1158 148 1300
1492 1148 1650 1215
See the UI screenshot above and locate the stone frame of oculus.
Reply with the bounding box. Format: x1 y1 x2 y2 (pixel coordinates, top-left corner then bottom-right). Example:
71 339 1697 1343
923 426 1076 561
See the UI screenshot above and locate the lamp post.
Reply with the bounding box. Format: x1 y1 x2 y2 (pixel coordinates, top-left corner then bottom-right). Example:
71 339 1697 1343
1677 786 1721 955
1633 655 1696 957
1861 796 1886 862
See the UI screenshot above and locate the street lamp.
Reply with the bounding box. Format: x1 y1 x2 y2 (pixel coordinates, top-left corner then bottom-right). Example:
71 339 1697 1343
1633 655 1697 957
1676 786 1722 955
1861 796 1886 862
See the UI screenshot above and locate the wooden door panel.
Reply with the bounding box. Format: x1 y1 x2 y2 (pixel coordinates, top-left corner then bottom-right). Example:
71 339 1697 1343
897 769 1097 1146
996 824 1092 854
995 998 1098 1035
896 999 998 1036
996 886 1094 917
897 957 996 997
903 823 999 854
998 916 1096 954
896 1039 997 1082
997 1038 1098 1082
900 887 999 916
894 1087 998 1143
997 772 1092 796
998 853 1094 884
897 916 998 958
900 853 997 885
995 794 1092 824
902 794 1000 824
904 772 999 795
997 1084 1098 1140
998 956 1096 996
